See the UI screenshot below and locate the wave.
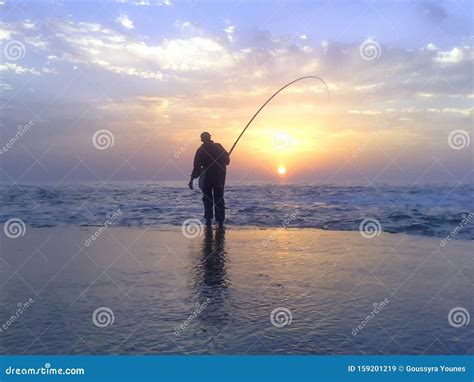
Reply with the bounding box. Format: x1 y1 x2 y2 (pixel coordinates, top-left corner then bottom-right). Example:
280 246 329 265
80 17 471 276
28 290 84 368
0 183 472 240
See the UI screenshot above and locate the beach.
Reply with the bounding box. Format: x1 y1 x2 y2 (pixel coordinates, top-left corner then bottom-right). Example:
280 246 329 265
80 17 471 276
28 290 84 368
1 226 472 355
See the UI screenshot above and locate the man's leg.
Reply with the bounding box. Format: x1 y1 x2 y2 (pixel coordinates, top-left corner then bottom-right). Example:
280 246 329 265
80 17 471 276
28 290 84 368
202 187 214 224
213 187 225 225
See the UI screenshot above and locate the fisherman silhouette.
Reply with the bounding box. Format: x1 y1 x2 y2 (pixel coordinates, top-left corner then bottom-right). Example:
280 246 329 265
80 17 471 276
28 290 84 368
188 132 230 228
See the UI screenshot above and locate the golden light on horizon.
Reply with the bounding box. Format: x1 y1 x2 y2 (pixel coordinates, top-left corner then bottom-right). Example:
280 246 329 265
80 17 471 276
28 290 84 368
277 165 287 175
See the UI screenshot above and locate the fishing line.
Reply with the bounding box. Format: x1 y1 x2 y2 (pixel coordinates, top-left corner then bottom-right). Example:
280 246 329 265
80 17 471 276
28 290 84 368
228 76 331 156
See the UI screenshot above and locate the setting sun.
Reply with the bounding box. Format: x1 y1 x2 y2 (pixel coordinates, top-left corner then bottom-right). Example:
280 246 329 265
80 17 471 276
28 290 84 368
277 165 287 175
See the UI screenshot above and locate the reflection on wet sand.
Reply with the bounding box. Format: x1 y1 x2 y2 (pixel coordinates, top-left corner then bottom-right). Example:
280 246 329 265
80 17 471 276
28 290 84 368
191 227 231 335
198 226 228 288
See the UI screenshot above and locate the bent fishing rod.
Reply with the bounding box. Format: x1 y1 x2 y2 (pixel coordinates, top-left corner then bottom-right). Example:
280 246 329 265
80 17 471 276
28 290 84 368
228 76 331 156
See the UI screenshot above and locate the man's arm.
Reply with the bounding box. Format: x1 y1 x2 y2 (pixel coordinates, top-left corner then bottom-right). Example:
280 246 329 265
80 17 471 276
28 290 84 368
189 148 202 189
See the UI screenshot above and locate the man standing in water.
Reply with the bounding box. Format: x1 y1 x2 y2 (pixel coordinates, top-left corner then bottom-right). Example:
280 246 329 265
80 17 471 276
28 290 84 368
188 132 230 228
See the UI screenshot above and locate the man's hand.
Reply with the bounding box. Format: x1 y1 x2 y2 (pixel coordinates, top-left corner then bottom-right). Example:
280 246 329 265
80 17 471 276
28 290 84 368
188 179 193 190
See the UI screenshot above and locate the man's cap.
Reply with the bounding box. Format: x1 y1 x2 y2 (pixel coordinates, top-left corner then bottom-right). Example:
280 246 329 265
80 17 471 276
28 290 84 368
200 132 211 141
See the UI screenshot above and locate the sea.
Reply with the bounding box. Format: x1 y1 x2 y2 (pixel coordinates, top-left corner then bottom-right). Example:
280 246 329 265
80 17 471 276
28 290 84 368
1 182 472 240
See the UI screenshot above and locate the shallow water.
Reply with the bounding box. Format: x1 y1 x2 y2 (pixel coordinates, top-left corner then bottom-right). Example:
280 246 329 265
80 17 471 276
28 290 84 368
0 227 472 355
0 183 473 239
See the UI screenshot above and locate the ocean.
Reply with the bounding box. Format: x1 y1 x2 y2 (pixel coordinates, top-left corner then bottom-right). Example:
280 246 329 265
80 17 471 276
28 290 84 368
1 183 472 240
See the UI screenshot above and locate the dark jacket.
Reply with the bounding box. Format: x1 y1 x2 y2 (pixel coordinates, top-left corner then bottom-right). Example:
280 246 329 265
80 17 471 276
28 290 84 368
191 141 230 188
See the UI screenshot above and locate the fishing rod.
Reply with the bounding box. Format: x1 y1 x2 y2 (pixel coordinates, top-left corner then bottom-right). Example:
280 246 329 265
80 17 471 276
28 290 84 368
228 76 331 156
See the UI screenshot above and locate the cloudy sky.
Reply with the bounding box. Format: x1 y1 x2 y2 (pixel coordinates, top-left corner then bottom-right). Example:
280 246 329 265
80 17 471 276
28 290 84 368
0 0 472 184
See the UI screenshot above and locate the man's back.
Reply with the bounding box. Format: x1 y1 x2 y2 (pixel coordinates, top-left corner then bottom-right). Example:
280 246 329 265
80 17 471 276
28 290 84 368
198 141 229 166
192 141 230 188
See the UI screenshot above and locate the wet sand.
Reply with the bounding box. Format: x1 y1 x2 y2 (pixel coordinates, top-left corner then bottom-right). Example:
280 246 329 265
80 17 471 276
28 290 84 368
0 227 472 354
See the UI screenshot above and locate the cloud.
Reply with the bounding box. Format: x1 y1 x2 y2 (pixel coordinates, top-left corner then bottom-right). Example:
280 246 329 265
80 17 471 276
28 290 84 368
435 47 464 64
113 0 171 5
0 28 11 40
2 18 472 102
49 20 239 76
116 14 134 30
22 20 35 29
175 21 192 31
0 63 40 75
0 19 242 82
224 25 234 43
0 22 14 40
131 0 150 5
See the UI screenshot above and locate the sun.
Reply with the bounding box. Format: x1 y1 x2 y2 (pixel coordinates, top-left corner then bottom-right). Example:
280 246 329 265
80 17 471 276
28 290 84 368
277 165 286 175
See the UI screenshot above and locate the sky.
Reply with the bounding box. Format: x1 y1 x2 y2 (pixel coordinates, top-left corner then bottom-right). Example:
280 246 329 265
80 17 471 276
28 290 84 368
0 0 472 185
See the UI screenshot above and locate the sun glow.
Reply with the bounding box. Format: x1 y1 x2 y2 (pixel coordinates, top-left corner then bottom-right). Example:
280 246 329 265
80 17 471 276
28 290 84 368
277 165 286 175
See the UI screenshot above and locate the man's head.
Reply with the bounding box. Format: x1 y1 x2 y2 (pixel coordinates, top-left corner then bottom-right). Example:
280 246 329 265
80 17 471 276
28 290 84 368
200 132 211 143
